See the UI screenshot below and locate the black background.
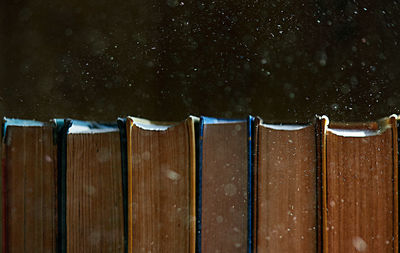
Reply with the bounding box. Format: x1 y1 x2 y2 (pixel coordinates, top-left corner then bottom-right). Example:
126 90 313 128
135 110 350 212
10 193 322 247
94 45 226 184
1 0 400 123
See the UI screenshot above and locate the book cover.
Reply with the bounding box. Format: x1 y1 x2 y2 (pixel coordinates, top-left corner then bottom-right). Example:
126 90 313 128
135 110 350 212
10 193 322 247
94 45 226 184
253 118 317 252
60 119 124 252
321 115 399 252
117 118 128 253
126 116 197 253
197 116 252 253
2 118 58 252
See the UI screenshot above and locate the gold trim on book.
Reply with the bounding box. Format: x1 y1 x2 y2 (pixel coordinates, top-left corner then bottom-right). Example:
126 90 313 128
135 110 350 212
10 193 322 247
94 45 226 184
126 118 134 253
319 116 329 253
186 116 198 253
390 115 399 253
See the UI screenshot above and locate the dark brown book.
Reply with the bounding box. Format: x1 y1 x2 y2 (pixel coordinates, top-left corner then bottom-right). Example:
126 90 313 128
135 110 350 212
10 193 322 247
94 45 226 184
66 123 124 252
322 116 399 252
126 116 196 253
254 120 317 252
199 117 248 253
2 120 57 253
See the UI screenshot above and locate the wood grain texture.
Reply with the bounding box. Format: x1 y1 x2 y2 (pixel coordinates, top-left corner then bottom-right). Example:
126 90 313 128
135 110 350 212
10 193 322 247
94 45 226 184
201 122 247 253
256 125 316 253
325 125 398 253
67 131 124 252
2 126 57 253
127 119 194 253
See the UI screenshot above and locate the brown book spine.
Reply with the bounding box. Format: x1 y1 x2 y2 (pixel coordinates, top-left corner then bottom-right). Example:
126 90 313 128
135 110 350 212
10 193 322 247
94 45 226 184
200 119 248 253
66 131 124 252
2 141 8 253
390 116 399 253
2 125 58 253
255 122 317 252
127 117 195 253
323 115 398 253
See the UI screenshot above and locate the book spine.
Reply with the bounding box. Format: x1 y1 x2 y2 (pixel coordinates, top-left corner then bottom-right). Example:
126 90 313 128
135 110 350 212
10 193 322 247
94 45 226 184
54 119 72 253
398 118 400 253
2 141 8 253
315 116 328 253
252 117 261 253
391 116 399 253
247 116 254 253
196 117 205 253
117 118 128 253
187 117 198 253
126 119 133 253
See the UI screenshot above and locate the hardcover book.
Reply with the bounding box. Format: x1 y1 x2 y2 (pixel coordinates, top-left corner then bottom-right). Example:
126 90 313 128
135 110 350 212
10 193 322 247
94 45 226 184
126 116 197 253
2 118 57 253
197 116 253 253
61 120 125 252
321 115 399 252
253 118 317 252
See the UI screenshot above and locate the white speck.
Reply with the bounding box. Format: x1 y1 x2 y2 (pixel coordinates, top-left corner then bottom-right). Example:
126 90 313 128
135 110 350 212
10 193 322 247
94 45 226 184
224 184 237 196
84 185 96 196
352 236 367 252
45 155 53 162
141 151 150 160
216 216 224 223
166 169 181 181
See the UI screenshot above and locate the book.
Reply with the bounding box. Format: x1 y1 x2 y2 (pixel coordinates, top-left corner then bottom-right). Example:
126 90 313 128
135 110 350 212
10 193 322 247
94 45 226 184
197 116 253 253
321 115 399 252
117 118 129 253
253 118 317 252
62 120 125 252
126 116 197 253
2 118 58 252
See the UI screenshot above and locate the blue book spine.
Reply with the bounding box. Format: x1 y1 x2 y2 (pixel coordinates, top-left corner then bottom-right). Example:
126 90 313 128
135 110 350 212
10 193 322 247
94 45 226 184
196 117 205 253
197 116 252 253
247 116 255 253
117 118 128 253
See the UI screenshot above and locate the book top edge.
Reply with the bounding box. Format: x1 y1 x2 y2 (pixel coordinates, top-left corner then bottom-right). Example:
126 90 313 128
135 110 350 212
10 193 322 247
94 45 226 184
127 116 199 131
2 118 46 138
260 123 310 131
201 116 246 124
67 119 117 134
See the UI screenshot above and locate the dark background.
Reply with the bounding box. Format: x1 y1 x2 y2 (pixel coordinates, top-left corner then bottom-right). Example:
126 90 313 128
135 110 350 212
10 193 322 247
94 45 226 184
1 0 400 123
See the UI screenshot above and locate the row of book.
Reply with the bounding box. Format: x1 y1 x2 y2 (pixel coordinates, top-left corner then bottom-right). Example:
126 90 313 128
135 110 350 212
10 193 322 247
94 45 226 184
1 115 399 252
